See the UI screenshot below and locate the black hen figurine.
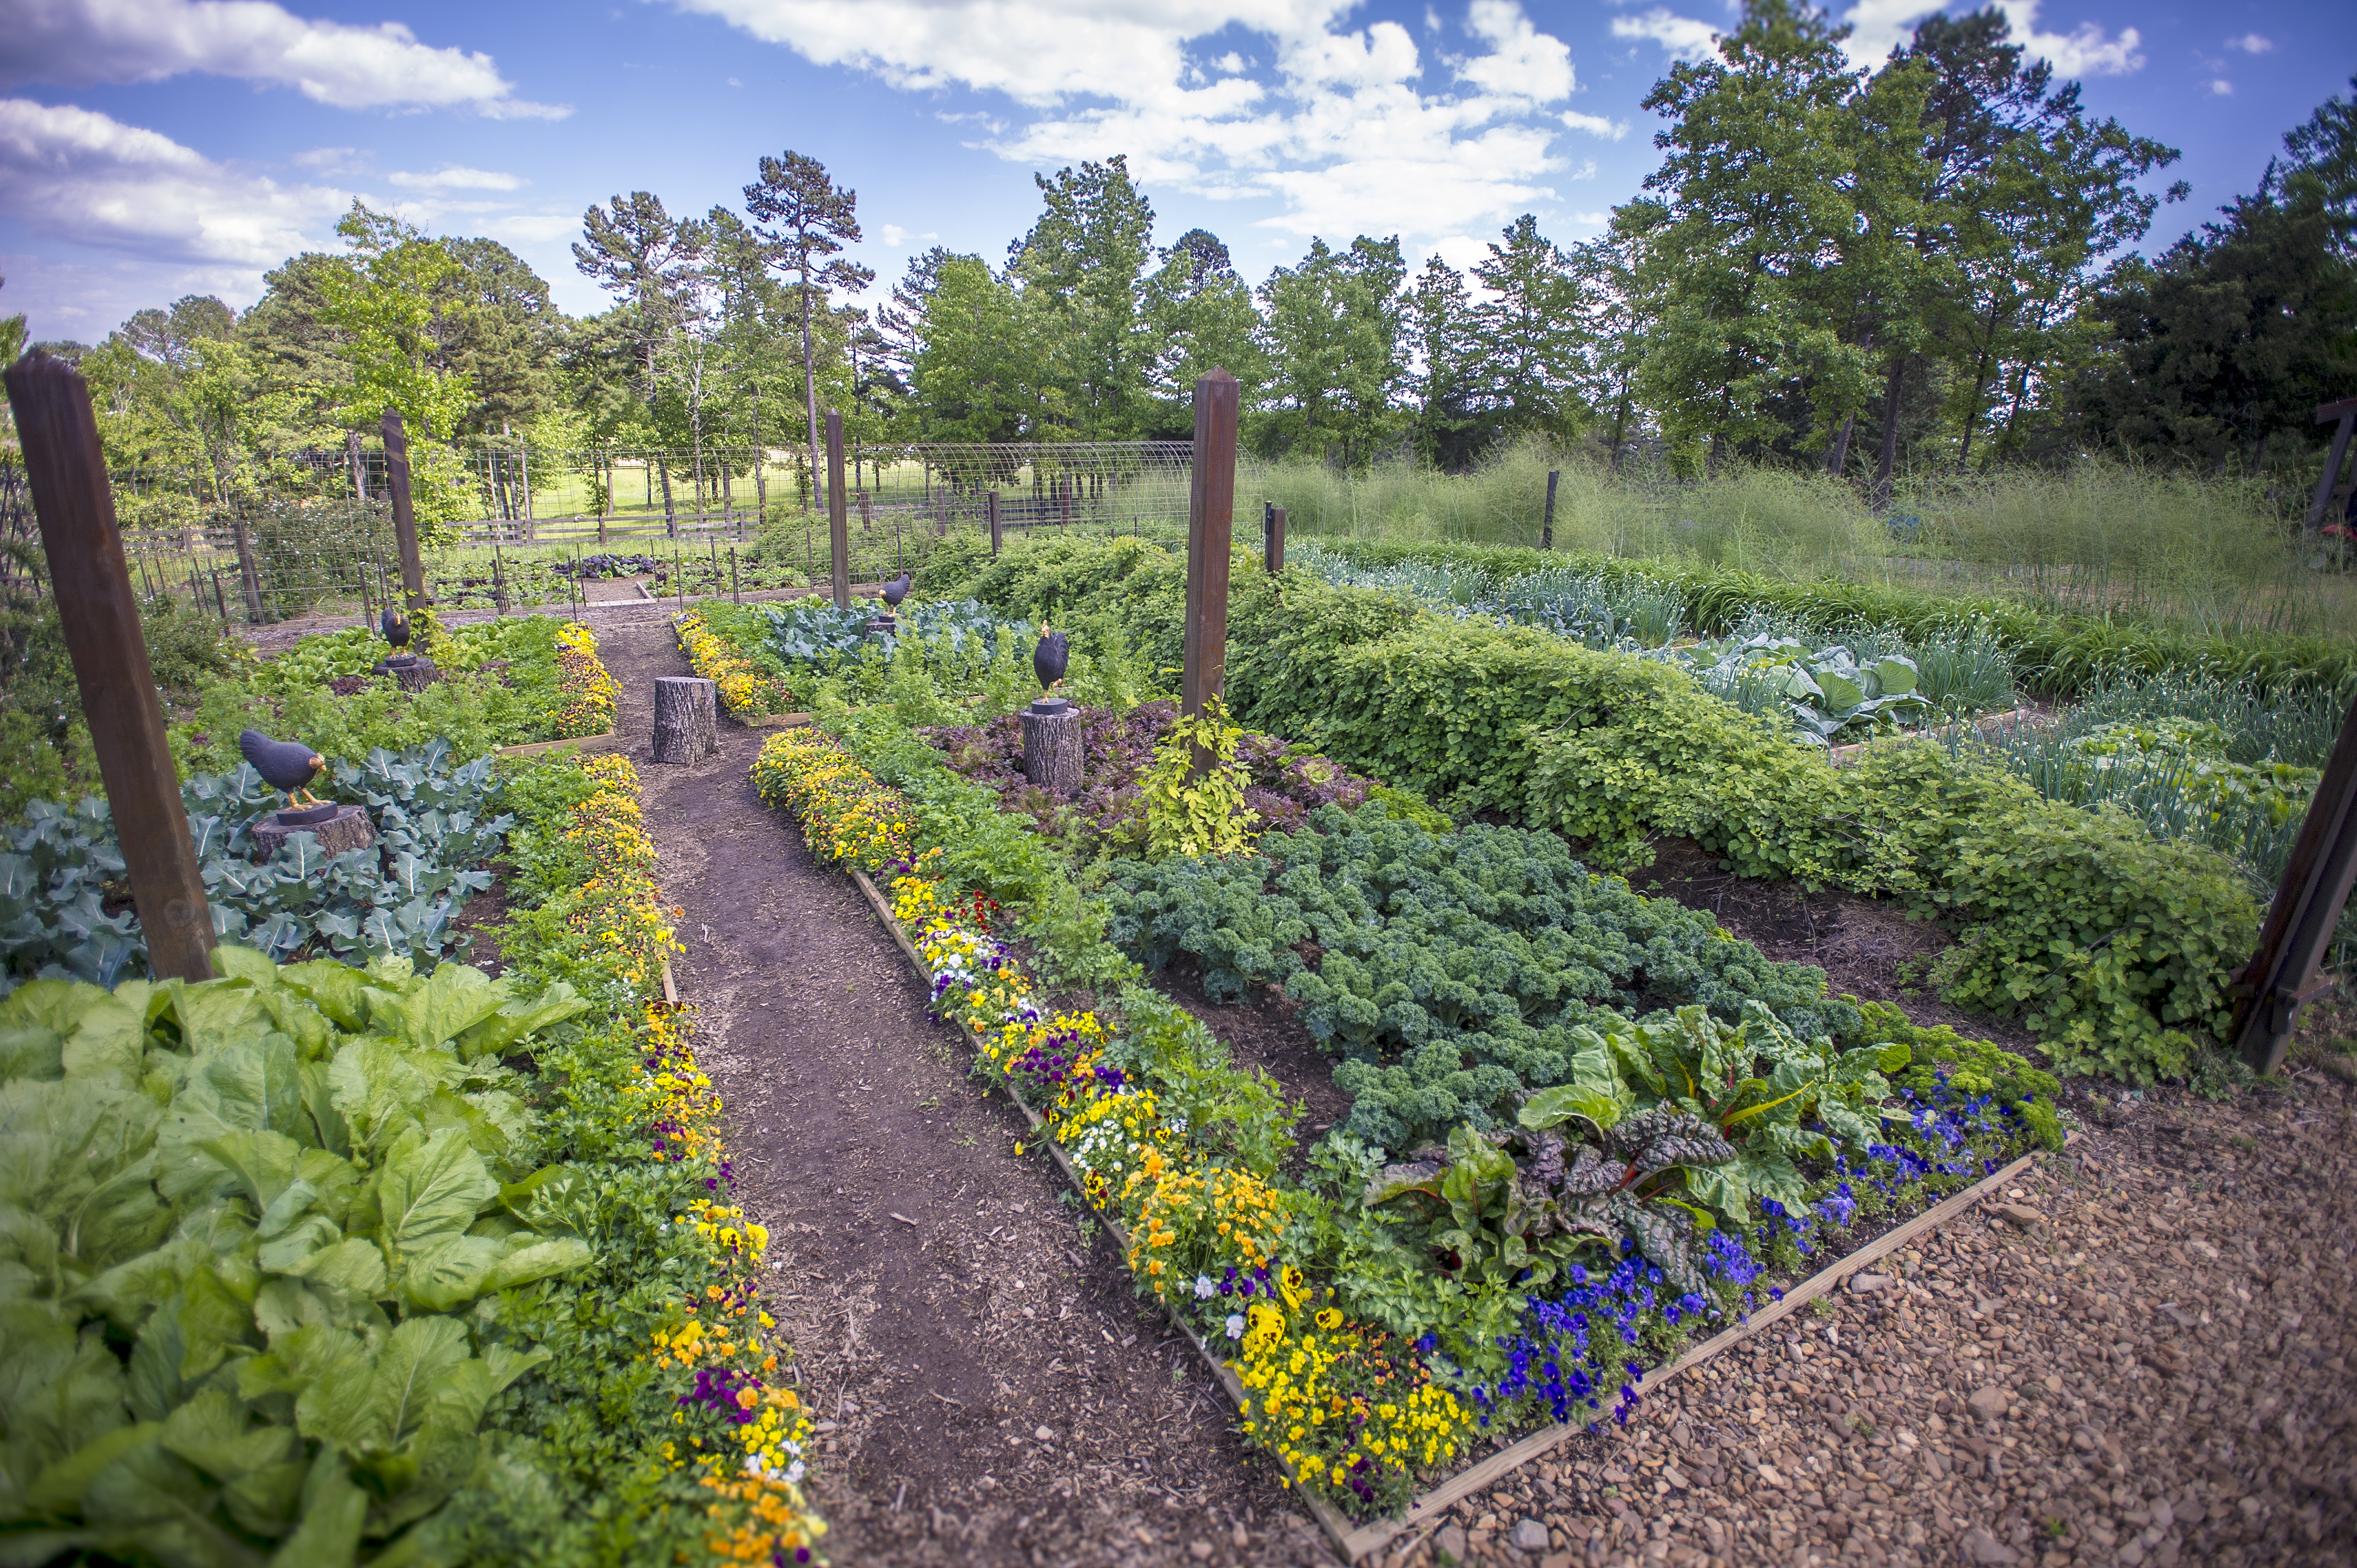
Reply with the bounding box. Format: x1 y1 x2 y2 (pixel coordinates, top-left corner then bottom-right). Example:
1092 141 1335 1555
240 730 328 809
881 571 912 610
1033 621 1069 696
381 606 410 651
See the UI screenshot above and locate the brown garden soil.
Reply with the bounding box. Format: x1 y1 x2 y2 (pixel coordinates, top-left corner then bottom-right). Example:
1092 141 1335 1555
582 622 1335 1568
541 621 2355 1568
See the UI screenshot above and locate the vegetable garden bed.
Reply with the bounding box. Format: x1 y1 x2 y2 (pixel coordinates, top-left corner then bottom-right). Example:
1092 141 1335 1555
0 619 829 1567
748 712 2065 1544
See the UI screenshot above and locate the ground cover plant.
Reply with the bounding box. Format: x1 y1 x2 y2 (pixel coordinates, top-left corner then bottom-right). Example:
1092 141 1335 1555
0 745 828 1568
751 718 2061 1522
170 616 617 779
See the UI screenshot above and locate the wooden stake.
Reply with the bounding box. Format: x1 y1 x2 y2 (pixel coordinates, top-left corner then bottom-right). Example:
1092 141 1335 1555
1543 467 1560 550
1182 369 1240 773
826 410 851 609
988 489 1001 556
2231 696 2357 1074
1264 502 1287 573
731 545 741 603
382 409 427 613
4 351 215 981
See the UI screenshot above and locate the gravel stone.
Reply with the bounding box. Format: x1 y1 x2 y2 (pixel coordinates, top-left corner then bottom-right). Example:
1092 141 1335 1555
1509 1517 1550 1551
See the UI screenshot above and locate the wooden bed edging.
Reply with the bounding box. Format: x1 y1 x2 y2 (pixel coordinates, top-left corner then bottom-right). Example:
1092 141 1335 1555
841 865 2065 1562
494 730 614 757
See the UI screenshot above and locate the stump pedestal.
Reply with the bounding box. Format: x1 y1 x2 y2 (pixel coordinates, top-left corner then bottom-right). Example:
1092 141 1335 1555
252 804 375 861
1020 699 1082 796
653 676 718 764
372 654 439 692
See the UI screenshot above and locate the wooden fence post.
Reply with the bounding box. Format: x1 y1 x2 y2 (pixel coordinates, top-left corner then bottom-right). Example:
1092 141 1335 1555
1263 502 1287 573
2307 397 2357 535
230 511 265 621
4 351 215 981
1543 468 1560 550
827 410 851 610
382 409 427 613
988 489 1001 556
1182 369 1240 775
2231 696 2357 1074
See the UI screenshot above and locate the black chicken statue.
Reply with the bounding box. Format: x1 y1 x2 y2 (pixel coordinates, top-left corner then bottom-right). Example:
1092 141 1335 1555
240 729 327 810
239 730 376 857
372 603 436 686
1032 620 1070 713
865 569 914 638
881 571 912 610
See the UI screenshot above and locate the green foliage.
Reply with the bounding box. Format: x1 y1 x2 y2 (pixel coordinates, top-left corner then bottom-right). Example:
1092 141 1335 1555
1681 633 1929 744
4 743 510 992
1600 1002 1908 1222
1845 999 2064 1149
1140 698 1257 860
1103 803 1850 1151
0 950 591 1562
168 617 583 780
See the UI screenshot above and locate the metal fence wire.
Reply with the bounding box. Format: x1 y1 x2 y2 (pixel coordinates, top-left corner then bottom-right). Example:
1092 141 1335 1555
92 441 1200 623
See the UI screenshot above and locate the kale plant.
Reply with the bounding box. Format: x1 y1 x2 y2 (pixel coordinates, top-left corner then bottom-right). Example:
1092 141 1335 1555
1102 803 1852 1151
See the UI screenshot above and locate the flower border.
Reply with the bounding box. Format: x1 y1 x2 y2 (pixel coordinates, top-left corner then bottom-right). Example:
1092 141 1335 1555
677 609 799 719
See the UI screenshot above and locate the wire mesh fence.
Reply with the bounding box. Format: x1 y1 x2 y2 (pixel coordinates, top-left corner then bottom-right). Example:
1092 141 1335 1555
84 440 1201 625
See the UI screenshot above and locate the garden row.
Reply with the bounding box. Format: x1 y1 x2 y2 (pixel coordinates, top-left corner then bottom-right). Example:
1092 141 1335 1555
0 622 826 1567
749 684 2064 1524
898 533 2314 1087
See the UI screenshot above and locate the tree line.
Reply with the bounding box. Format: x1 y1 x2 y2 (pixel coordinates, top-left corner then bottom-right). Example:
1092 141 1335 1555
31 0 2357 517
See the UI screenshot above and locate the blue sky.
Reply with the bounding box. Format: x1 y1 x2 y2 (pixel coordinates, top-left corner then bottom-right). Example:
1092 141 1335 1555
2 0 2352 342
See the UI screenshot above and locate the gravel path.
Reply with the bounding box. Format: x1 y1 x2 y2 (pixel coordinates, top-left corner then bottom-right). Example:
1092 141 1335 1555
1374 1080 2356 1568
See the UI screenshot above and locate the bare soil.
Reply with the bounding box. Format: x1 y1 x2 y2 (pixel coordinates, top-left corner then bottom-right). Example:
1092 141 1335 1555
582 622 1339 1568
1629 837 2043 1057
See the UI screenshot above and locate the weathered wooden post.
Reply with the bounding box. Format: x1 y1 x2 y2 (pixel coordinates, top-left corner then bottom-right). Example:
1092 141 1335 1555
2231 696 2357 1074
652 676 719 764
1542 468 1560 550
988 489 1002 556
230 510 265 621
2307 396 2357 536
1263 502 1287 573
1182 369 1240 776
5 351 215 981
382 410 427 613
827 410 851 610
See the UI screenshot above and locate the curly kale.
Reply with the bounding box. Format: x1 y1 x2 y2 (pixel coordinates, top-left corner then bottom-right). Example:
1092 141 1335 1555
1104 803 1853 1150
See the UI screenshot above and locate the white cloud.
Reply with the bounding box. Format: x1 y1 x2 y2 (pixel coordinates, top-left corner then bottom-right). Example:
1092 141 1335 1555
0 97 345 269
1994 2 2142 78
482 213 584 245
1840 0 1942 65
665 0 1588 246
1212 52 1245 73
1570 210 1611 225
0 0 568 116
2227 33 2272 55
2210 79 2233 96
291 144 361 170
1455 0 1573 102
388 165 524 190
1609 8 1720 65
878 222 910 245
1559 109 1627 140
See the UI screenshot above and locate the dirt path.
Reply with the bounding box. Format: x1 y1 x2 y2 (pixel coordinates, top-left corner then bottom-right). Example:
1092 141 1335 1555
584 622 1334 1568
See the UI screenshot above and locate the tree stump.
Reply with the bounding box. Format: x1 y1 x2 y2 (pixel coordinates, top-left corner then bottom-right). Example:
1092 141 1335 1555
653 676 718 764
252 804 376 862
1020 700 1082 796
372 654 439 692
